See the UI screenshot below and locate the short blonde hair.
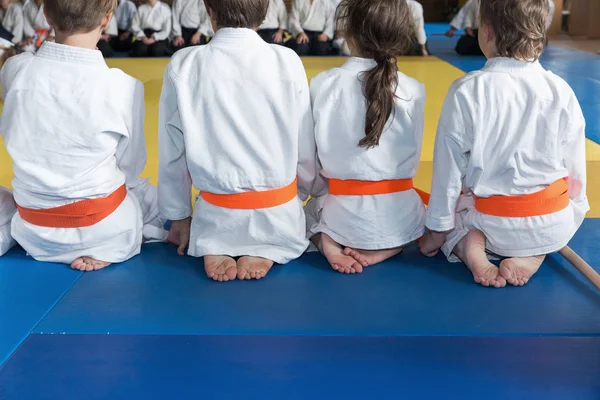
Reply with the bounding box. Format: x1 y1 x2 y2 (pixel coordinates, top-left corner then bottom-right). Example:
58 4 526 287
480 0 549 61
45 0 117 34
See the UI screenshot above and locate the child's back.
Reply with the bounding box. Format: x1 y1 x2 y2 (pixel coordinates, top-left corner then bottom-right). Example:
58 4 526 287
423 0 588 288
1 2 165 268
159 1 315 282
310 60 426 249
307 0 426 273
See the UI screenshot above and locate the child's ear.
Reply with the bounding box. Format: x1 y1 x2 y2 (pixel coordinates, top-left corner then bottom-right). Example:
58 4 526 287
484 24 495 43
100 14 112 31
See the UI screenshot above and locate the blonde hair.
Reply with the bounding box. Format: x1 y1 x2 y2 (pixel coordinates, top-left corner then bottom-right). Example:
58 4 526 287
480 0 549 61
45 0 117 34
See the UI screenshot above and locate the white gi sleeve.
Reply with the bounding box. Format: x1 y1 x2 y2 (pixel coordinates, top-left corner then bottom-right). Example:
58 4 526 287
450 0 471 30
171 0 183 37
22 5 34 38
289 0 304 38
158 64 193 221
10 6 24 43
561 94 589 228
323 2 335 40
426 88 470 232
412 2 427 46
277 0 289 30
131 8 145 38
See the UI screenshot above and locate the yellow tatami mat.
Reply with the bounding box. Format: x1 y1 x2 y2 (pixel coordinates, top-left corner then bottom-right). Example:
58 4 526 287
0 56 598 215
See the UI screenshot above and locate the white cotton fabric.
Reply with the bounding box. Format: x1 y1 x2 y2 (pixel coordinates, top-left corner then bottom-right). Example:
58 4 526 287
307 57 427 250
426 58 589 261
0 187 16 256
259 0 288 31
0 2 24 43
171 0 213 38
0 42 166 264
115 0 137 32
132 1 172 41
22 2 52 38
105 15 118 37
289 0 335 39
547 0 555 30
450 0 472 30
158 28 315 264
408 0 427 46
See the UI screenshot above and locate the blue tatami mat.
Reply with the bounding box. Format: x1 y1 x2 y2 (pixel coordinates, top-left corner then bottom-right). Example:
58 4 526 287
1 334 599 400
30 219 600 336
0 250 81 365
426 26 600 144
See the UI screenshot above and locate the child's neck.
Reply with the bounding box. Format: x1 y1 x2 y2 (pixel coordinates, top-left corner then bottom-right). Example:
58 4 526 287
148 0 159 6
55 31 100 51
0 4 8 12
34 0 43 7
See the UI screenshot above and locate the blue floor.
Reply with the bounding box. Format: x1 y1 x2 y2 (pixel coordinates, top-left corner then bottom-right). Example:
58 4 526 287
1 24 600 399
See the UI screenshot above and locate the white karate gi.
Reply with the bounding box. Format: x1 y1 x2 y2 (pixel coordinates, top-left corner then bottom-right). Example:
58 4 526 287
0 2 24 43
450 0 472 30
132 1 172 41
22 2 52 39
307 57 426 250
115 0 137 32
171 0 213 38
158 28 315 264
408 0 427 46
464 0 480 30
0 42 167 264
289 0 335 39
259 0 288 31
427 58 589 261
0 187 16 256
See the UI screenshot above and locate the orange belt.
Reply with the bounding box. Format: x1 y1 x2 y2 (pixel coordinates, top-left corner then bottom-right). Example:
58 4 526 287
16 185 127 228
35 29 50 48
201 179 298 209
475 179 569 217
328 178 430 204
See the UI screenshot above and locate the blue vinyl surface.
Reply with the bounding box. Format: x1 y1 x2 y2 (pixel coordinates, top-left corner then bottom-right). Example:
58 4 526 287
32 219 600 336
1 334 599 400
425 23 600 144
0 250 81 365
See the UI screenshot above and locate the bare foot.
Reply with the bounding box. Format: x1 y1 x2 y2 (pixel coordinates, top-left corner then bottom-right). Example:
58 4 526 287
454 230 506 288
204 255 237 282
499 255 545 287
316 233 364 274
237 256 274 280
70 256 111 272
343 247 403 267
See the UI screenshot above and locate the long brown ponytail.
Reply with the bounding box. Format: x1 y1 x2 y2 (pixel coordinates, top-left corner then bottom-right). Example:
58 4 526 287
337 0 416 148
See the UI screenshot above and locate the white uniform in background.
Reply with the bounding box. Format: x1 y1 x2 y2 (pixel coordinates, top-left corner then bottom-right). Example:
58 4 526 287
427 58 588 261
307 57 426 249
158 28 315 264
547 0 555 30
105 14 118 37
22 2 52 39
132 1 172 41
289 0 335 39
450 0 472 30
464 0 480 30
0 187 16 256
0 2 24 43
259 0 288 31
0 42 167 264
171 0 214 39
408 0 427 47
114 0 137 32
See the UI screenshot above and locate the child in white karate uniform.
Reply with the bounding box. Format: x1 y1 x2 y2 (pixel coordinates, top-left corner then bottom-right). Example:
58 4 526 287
307 0 426 274
171 0 213 50
289 0 335 56
0 0 23 44
420 0 588 288
22 0 53 51
0 187 16 256
407 0 428 56
257 0 287 44
159 0 315 282
130 0 172 57
111 0 137 52
1 0 166 271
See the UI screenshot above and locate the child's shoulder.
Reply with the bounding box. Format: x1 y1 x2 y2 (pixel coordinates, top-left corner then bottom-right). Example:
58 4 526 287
1 51 34 79
106 68 143 94
396 71 425 94
167 46 206 75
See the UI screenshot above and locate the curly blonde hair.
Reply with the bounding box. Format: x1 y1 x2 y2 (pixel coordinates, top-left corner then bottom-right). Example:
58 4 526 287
480 0 549 61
